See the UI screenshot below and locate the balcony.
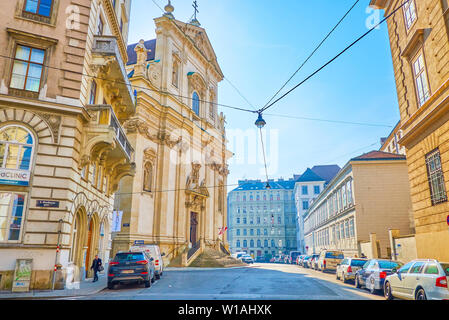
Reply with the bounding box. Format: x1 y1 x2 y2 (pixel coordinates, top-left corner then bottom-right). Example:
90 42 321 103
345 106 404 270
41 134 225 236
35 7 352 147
85 104 133 161
91 35 135 116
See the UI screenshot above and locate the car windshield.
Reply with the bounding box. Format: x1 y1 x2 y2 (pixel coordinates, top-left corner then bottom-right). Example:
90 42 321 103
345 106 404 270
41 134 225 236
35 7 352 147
351 259 367 267
378 261 401 269
115 253 145 261
325 252 344 259
441 263 449 276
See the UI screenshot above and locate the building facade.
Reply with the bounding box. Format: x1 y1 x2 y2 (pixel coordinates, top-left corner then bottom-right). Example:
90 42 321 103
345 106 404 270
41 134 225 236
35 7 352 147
294 165 340 253
380 121 406 155
304 151 414 258
227 178 297 260
370 0 449 261
0 0 135 290
111 4 232 267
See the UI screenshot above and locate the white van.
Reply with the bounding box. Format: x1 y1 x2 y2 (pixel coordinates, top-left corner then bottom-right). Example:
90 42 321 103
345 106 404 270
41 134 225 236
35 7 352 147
130 244 165 279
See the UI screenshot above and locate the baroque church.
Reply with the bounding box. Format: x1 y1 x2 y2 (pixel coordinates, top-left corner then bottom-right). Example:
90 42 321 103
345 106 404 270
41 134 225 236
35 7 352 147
112 2 233 266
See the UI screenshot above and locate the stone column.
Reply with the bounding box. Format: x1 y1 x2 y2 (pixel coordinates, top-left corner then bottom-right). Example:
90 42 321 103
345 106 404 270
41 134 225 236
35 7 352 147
369 233 379 259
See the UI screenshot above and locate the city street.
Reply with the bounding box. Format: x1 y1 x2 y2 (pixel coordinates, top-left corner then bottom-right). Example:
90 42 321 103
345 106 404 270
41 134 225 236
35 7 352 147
62 264 384 300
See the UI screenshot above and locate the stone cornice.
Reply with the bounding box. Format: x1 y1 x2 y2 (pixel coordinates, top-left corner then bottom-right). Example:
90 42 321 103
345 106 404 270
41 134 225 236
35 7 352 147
102 0 128 63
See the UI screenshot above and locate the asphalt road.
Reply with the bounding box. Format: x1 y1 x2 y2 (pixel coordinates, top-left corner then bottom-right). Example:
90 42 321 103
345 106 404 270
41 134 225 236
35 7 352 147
65 263 384 300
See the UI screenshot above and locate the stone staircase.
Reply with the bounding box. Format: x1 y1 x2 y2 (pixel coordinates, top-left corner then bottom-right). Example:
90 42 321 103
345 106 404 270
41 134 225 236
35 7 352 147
188 248 246 268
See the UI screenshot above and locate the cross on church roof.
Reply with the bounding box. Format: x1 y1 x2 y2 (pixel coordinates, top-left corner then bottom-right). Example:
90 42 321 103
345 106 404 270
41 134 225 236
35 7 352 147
193 0 199 20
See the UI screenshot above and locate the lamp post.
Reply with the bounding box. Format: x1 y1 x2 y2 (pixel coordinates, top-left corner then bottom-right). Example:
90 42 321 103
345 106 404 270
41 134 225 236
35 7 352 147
51 219 64 290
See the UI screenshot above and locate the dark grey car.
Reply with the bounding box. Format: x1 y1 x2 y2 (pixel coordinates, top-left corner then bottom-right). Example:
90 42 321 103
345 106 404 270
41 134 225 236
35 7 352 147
107 251 156 289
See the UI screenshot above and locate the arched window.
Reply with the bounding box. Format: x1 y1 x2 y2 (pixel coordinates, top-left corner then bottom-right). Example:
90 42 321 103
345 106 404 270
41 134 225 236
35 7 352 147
192 91 200 116
143 162 153 192
0 125 34 171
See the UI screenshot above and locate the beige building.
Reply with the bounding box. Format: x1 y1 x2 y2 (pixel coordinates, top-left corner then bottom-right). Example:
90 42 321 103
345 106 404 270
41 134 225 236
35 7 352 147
370 0 449 261
304 151 414 258
111 3 232 266
0 0 135 290
380 121 406 155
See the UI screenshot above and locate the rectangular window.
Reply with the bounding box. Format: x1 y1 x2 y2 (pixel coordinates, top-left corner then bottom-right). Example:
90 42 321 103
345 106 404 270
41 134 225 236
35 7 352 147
0 192 26 242
340 223 345 239
413 52 430 107
350 218 355 237
10 45 45 93
426 149 448 205
345 220 350 238
301 186 308 195
302 201 309 210
24 0 53 17
403 0 417 30
342 184 347 208
347 180 353 205
89 81 97 104
314 186 320 194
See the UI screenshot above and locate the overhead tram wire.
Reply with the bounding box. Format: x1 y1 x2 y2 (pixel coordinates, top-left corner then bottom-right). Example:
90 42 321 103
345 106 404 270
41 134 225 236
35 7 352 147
113 182 241 196
263 113 394 128
262 0 361 109
259 0 410 114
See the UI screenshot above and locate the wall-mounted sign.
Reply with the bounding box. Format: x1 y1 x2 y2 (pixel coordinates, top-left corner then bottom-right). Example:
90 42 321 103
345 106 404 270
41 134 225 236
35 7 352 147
12 259 33 292
134 240 144 245
0 169 30 186
36 200 60 208
123 223 130 227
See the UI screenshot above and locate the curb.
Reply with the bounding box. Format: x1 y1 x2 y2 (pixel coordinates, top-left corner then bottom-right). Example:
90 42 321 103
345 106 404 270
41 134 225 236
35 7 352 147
165 265 251 271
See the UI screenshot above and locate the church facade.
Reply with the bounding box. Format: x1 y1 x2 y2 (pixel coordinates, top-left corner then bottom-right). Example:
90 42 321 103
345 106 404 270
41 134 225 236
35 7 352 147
112 4 232 266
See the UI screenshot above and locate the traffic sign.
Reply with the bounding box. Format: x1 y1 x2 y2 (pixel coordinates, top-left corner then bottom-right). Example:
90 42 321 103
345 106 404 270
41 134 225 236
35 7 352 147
134 240 144 245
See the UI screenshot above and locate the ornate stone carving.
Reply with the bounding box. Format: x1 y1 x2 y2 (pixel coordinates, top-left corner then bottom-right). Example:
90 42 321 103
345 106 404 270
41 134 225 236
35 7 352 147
187 162 201 190
35 112 61 144
144 148 157 161
147 62 162 87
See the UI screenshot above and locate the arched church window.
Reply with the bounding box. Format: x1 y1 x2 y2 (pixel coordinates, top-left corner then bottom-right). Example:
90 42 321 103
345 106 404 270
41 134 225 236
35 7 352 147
192 91 200 116
0 125 34 171
143 162 153 192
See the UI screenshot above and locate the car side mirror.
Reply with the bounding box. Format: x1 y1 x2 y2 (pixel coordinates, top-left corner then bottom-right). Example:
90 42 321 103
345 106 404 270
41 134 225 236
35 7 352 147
150 258 154 262
161 253 166 257
392 268 398 274
337 264 341 266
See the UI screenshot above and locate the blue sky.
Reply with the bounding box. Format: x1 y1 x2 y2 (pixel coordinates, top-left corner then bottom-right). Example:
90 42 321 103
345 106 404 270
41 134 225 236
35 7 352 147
128 0 398 187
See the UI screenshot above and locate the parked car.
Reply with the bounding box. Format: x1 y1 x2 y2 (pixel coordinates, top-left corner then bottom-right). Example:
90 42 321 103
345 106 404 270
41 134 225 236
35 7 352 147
107 251 156 289
317 250 344 272
274 256 282 263
241 255 254 264
309 254 320 269
354 259 403 294
301 255 312 268
236 252 247 260
336 257 368 283
290 251 302 265
269 257 275 263
255 256 266 263
129 244 165 279
383 259 449 300
296 255 305 265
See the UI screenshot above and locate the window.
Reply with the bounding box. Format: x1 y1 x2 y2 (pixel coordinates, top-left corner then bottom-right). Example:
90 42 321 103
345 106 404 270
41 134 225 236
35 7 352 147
314 186 320 194
424 264 439 275
192 92 200 116
349 218 355 237
271 240 275 247
340 223 345 239
302 186 308 195
345 220 349 238
264 240 268 247
250 240 254 248
302 201 309 210
278 217 281 224
0 125 34 172
236 229 240 236
10 45 45 93
403 0 417 30
98 16 104 36
172 60 179 87
250 229 254 236
24 0 53 17
410 262 425 274
0 192 26 242
347 180 353 205
91 162 97 186
236 240 240 247
257 217 260 224
243 217 247 224
412 52 430 107
257 240 261 247
257 229 260 235
243 229 247 236
264 229 267 236
426 149 447 205
342 184 347 208
243 240 247 248
89 81 97 105
236 218 240 224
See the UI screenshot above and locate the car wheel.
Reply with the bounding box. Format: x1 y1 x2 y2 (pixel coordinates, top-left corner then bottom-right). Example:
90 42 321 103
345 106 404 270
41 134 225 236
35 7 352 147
355 276 361 288
384 281 393 300
144 280 151 288
107 282 115 290
156 273 161 280
342 273 348 283
336 272 340 280
151 274 155 283
415 288 427 300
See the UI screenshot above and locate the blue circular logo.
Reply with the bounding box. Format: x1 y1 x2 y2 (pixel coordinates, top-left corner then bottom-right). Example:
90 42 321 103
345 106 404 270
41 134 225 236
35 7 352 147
447 215 449 226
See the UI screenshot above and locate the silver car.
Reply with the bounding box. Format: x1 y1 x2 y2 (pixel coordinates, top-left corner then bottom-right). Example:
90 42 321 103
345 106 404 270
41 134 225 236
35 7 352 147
384 259 449 300
336 258 368 283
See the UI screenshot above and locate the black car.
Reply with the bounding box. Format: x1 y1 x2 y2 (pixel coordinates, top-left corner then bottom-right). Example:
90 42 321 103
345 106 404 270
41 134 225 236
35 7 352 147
108 251 156 289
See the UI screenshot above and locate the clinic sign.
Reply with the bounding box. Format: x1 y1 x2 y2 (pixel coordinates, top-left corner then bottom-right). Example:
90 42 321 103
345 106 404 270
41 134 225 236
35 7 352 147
0 168 30 186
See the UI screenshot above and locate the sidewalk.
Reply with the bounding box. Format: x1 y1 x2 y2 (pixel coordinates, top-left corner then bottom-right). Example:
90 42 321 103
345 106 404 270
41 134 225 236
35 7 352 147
165 265 252 271
0 274 107 299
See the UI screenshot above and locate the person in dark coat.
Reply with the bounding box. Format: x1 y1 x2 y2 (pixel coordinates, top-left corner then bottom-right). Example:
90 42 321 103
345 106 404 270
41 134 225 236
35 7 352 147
91 255 102 282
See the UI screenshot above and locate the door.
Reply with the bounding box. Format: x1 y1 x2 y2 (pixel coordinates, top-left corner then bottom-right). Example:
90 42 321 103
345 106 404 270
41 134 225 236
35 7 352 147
85 219 93 277
391 261 414 298
190 212 198 246
404 262 425 298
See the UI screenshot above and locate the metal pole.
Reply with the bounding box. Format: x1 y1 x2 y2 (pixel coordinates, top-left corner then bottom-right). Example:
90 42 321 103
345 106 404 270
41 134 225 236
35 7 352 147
51 219 63 290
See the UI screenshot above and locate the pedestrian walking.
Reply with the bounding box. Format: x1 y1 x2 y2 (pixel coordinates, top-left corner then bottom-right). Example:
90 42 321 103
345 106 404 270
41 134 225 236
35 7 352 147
91 255 103 282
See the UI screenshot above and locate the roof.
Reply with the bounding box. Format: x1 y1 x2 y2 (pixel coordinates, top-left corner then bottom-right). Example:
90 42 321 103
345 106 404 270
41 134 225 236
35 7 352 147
295 168 325 183
126 39 157 65
350 150 406 162
310 165 341 183
231 177 298 192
